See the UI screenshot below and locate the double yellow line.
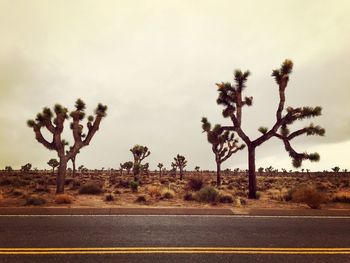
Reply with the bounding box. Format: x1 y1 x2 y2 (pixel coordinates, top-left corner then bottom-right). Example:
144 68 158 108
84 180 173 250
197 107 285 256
1 247 350 255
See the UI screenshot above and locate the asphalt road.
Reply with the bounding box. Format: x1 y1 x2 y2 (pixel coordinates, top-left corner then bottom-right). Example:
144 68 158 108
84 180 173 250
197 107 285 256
0 215 350 262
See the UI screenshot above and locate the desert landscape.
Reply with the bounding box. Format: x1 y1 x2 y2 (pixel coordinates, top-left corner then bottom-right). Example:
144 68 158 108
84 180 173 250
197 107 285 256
1 168 349 210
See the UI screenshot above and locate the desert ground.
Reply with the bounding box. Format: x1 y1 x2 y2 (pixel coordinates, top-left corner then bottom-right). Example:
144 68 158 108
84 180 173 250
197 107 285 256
0 170 350 210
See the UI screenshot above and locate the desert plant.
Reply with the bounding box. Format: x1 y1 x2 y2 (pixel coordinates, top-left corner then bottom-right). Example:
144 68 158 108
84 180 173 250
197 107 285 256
173 154 187 180
120 161 133 175
201 118 245 186
27 99 107 193
135 195 147 203
183 192 194 201
25 195 47 206
21 163 32 172
291 185 326 209
195 166 200 172
47 158 59 175
130 145 150 181
157 163 164 177
209 59 325 198
4 166 13 173
105 194 114 202
55 194 73 204
331 166 340 173
218 192 234 203
161 189 175 199
79 183 103 195
196 185 219 203
188 176 204 191
129 180 139 192
147 185 162 198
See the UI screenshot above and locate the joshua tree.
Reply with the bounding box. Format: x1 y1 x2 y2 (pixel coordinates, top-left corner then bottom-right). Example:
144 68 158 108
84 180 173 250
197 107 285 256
141 163 149 176
212 59 325 198
120 161 133 175
195 166 200 172
47 158 59 175
170 162 177 177
27 99 107 193
202 118 245 186
21 163 32 172
130 145 150 181
174 154 187 180
67 147 79 178
332 166 340 173
157 163 164 177
4 166 13 173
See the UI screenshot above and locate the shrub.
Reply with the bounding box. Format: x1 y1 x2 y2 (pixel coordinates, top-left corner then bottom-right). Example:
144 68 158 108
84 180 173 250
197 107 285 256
25 195 47 206
129 181 139 192
147 186 161 198
79 183 103 195
105 194 114 202
161 189 175 199
183 192 194 201
68 179 81 190
55 194 73 204
188 176 203 191
118 180 130 188
292 186 327 209
218 192 234 203
135 195 147 203
255 191 261 200
196 186 219 203
332 193 350 204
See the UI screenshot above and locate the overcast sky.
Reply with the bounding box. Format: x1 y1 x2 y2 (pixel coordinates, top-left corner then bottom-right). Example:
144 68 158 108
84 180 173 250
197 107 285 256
0 0 349 171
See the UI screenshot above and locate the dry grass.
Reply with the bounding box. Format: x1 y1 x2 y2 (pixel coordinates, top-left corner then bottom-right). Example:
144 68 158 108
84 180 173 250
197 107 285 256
161 189 175 199
291 185 327 209
55 194 73 204
147 185 162 198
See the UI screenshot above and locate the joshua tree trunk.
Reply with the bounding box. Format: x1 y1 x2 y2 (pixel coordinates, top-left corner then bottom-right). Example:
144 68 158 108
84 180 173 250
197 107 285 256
248 146 256 199
57 157 67 194
216 162 221 187
72 157 76 178
159 168 162 178
179 167 183 180
52 167 55 176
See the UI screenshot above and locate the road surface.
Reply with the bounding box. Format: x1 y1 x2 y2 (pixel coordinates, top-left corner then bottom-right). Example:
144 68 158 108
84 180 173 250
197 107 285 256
0 214 349 262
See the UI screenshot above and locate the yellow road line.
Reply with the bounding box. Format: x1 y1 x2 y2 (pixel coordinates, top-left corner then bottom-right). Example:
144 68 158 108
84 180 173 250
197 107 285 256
0 247 350 255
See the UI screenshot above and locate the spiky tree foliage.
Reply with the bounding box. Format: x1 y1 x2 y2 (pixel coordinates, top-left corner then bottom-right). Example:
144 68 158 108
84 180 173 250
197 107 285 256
141 162 149 176
130 145 150 181
174 154 187 180
213 59 325 198
157 163 164 177
120 161 133 175
201 118 245 186
21 163 32 172
47 158 59 175
27 99 107 193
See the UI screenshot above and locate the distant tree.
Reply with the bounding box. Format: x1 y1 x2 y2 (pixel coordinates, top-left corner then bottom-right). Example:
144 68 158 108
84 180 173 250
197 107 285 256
21 163 32 172
47 158 59 175
195 166 200 172
27 99 107 193
201 118 244 186
130 145 150 181
4 166 13 173
258 167 264 175
212 60 325 198
170 162 177 177
173 154 187 180
141 163 149 176
120 161 133 175
157 163 164 177
332 166 340 173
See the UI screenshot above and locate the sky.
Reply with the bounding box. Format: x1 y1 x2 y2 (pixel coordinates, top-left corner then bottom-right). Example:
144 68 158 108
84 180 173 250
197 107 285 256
0 0 349 171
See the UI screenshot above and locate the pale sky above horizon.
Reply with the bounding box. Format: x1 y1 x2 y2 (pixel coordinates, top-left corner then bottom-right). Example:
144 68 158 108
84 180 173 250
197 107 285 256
0 0 349 171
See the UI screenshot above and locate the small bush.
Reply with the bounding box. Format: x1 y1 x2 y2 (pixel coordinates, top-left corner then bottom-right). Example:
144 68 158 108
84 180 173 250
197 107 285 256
55 194 73 204
68 179 81 190
183 192 194 201
79 183 103 195
196 186 219 203
105 194 114 202
147 186 161 198
332 193 350 203
218 192 234 203
118 180 130 188
161 189 175 199
129 181 139 192
255 191 261 200
292 186 327 209
188 176 203 191
11 189 23 197
25 195 47 206
135 195 147 203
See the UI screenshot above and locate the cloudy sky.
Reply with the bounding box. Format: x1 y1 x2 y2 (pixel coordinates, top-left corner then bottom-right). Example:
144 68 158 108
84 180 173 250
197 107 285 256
0 0 349 171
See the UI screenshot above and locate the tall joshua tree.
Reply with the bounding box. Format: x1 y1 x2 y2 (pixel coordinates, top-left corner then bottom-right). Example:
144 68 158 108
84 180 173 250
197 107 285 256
174 154 187 180
27 99 107 194
47 158 59 176
130 145 150 181
201 118 245 186
213 59 325 198
157 163 164 178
